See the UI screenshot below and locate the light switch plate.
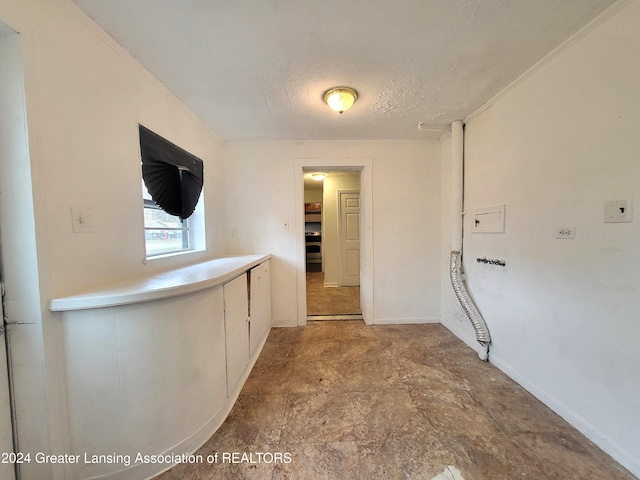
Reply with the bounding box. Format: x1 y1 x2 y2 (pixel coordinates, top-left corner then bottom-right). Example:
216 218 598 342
604 199 632 223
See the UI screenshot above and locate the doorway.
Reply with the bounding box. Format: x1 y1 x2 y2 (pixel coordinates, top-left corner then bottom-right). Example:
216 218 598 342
294 159 373 326
303 171 361 320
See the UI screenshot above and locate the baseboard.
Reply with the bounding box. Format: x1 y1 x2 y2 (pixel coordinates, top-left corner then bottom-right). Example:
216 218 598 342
323 281 339 288
270 318 298 327
489 352 640 478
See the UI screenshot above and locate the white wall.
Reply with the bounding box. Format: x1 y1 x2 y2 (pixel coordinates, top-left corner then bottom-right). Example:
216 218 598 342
24 4 226 295
0 1 227 477
441 1 640 475
224 140 441 326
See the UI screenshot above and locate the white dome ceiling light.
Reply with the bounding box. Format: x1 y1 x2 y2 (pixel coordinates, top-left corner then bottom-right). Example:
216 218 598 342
323 87 358 114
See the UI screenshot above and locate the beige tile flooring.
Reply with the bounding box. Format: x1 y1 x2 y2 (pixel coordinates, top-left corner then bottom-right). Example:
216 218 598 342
156 322 636 480
306 272 361 316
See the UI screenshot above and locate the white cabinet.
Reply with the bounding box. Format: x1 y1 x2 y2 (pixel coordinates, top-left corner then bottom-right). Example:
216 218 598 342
249 260 272 355
223 260 272 397
223 273 249 396
50 255 271 480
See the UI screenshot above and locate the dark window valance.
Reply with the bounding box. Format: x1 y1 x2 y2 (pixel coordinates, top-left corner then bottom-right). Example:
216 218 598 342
139 125 204 220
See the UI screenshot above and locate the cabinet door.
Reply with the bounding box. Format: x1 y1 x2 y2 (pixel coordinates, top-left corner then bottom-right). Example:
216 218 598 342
224 273 249 396
250 260 272 355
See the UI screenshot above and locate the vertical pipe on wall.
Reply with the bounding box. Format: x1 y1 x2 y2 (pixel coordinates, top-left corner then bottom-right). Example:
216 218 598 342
451 121 464 250
449 121 491 360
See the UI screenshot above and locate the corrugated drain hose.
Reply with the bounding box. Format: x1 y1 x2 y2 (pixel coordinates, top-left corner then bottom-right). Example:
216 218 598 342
450 250 491 360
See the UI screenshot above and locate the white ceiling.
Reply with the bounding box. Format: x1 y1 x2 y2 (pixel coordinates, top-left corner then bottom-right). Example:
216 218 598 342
73 0 615 142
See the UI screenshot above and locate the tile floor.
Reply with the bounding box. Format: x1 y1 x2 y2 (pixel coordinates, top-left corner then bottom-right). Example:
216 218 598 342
156 321 636 480
306 272 361 316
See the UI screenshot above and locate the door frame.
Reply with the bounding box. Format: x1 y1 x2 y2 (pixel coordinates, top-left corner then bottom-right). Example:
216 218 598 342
294 159 373 326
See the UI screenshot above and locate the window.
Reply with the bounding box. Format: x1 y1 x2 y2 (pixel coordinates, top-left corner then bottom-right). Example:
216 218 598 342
139 125 204 258
143 184 190 256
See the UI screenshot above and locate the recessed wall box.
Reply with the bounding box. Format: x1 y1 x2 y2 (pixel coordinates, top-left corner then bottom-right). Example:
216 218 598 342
472 205 506 233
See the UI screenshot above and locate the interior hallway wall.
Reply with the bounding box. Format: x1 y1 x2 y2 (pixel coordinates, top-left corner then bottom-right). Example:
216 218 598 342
441 1 640 475
224 140 441 326
0 1 227 477
304 189 323 204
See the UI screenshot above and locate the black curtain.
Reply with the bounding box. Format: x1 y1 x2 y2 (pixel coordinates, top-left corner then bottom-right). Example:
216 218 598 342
139 125 204 220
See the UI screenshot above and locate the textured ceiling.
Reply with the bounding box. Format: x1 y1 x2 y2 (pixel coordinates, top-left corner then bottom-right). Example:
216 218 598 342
72 0 615 141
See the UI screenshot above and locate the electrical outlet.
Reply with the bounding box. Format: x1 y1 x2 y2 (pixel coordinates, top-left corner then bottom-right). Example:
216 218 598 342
556 227 576 239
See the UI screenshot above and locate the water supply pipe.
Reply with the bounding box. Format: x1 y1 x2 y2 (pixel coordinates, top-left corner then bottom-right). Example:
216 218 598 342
449 121 491 361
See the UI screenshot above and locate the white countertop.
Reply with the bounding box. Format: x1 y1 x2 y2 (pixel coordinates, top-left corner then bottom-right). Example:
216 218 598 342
49 254 271 312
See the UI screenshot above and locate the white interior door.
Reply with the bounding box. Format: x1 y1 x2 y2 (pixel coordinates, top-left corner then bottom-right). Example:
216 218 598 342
0 282 16 480
340 191 361 286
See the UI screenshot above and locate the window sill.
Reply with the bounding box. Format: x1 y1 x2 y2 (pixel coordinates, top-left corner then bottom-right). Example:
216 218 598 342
144 247 204 263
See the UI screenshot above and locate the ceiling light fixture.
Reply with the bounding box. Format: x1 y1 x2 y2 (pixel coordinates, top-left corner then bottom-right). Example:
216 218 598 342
310 172 327 181
323 87 358 114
